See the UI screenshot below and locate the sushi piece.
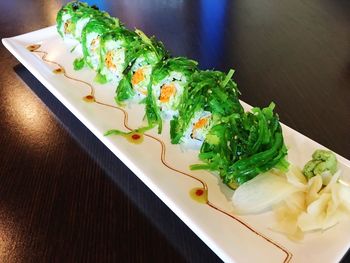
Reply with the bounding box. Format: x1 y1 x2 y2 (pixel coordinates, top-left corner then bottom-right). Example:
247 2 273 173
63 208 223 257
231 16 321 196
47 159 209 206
56 1 108 42
99 27 141 85
81 16 120 72
145 57 198 132
115 30 169 103
170 69 243 148
191 103 289 189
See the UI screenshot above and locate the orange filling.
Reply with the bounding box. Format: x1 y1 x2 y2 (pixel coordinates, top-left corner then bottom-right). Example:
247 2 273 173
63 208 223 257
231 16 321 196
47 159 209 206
131 68 145 85
105 51 116 69
194 117 209 130
159 83 176 103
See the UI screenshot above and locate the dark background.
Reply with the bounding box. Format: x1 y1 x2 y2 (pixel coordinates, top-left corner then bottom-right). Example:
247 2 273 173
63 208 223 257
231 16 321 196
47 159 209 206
1 0 349 262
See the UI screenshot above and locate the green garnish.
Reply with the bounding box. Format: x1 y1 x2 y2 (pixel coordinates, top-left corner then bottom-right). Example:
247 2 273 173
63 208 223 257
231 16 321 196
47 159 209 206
104 125 153 136
73 57 85 70
115 75 135 104
302 149 337 179
191 102 289 188
94 72 108 84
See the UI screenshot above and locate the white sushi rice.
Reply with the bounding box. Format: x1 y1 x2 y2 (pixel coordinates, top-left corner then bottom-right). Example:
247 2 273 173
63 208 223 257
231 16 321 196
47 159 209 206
60 14 75 41
74 17 91 40
86 32 101 70
180 110 212 149
100 39 126 85
152 71 186 119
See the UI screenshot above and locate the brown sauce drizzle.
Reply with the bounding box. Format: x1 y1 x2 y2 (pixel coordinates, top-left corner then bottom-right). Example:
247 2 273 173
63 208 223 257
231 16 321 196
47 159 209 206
28 44 292 263
53 68 65 74
27 44 41 52
27 45 95 97
83 95 95 103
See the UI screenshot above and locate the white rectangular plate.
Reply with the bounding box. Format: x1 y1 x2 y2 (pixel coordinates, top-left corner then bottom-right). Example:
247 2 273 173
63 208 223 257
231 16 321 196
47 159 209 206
3 26 350 263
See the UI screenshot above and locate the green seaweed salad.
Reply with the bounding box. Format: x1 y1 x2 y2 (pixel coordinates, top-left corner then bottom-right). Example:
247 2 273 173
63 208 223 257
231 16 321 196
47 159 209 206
191 102 289 189
56 1 289 189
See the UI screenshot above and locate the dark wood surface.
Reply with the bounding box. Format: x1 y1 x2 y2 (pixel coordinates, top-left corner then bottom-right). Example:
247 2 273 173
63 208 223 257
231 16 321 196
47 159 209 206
1 0 349 262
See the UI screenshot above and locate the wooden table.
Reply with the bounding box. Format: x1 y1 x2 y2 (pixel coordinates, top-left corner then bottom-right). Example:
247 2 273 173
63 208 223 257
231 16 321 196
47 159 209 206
1 0 349 262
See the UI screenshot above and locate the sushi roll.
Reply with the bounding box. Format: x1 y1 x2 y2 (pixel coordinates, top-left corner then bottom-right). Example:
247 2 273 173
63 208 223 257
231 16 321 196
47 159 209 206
170 69 243 148
55 2 290 189
115 30 169 103
145 57 198 132
81 16 120 72
56 1 107 42
99 27 141 85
